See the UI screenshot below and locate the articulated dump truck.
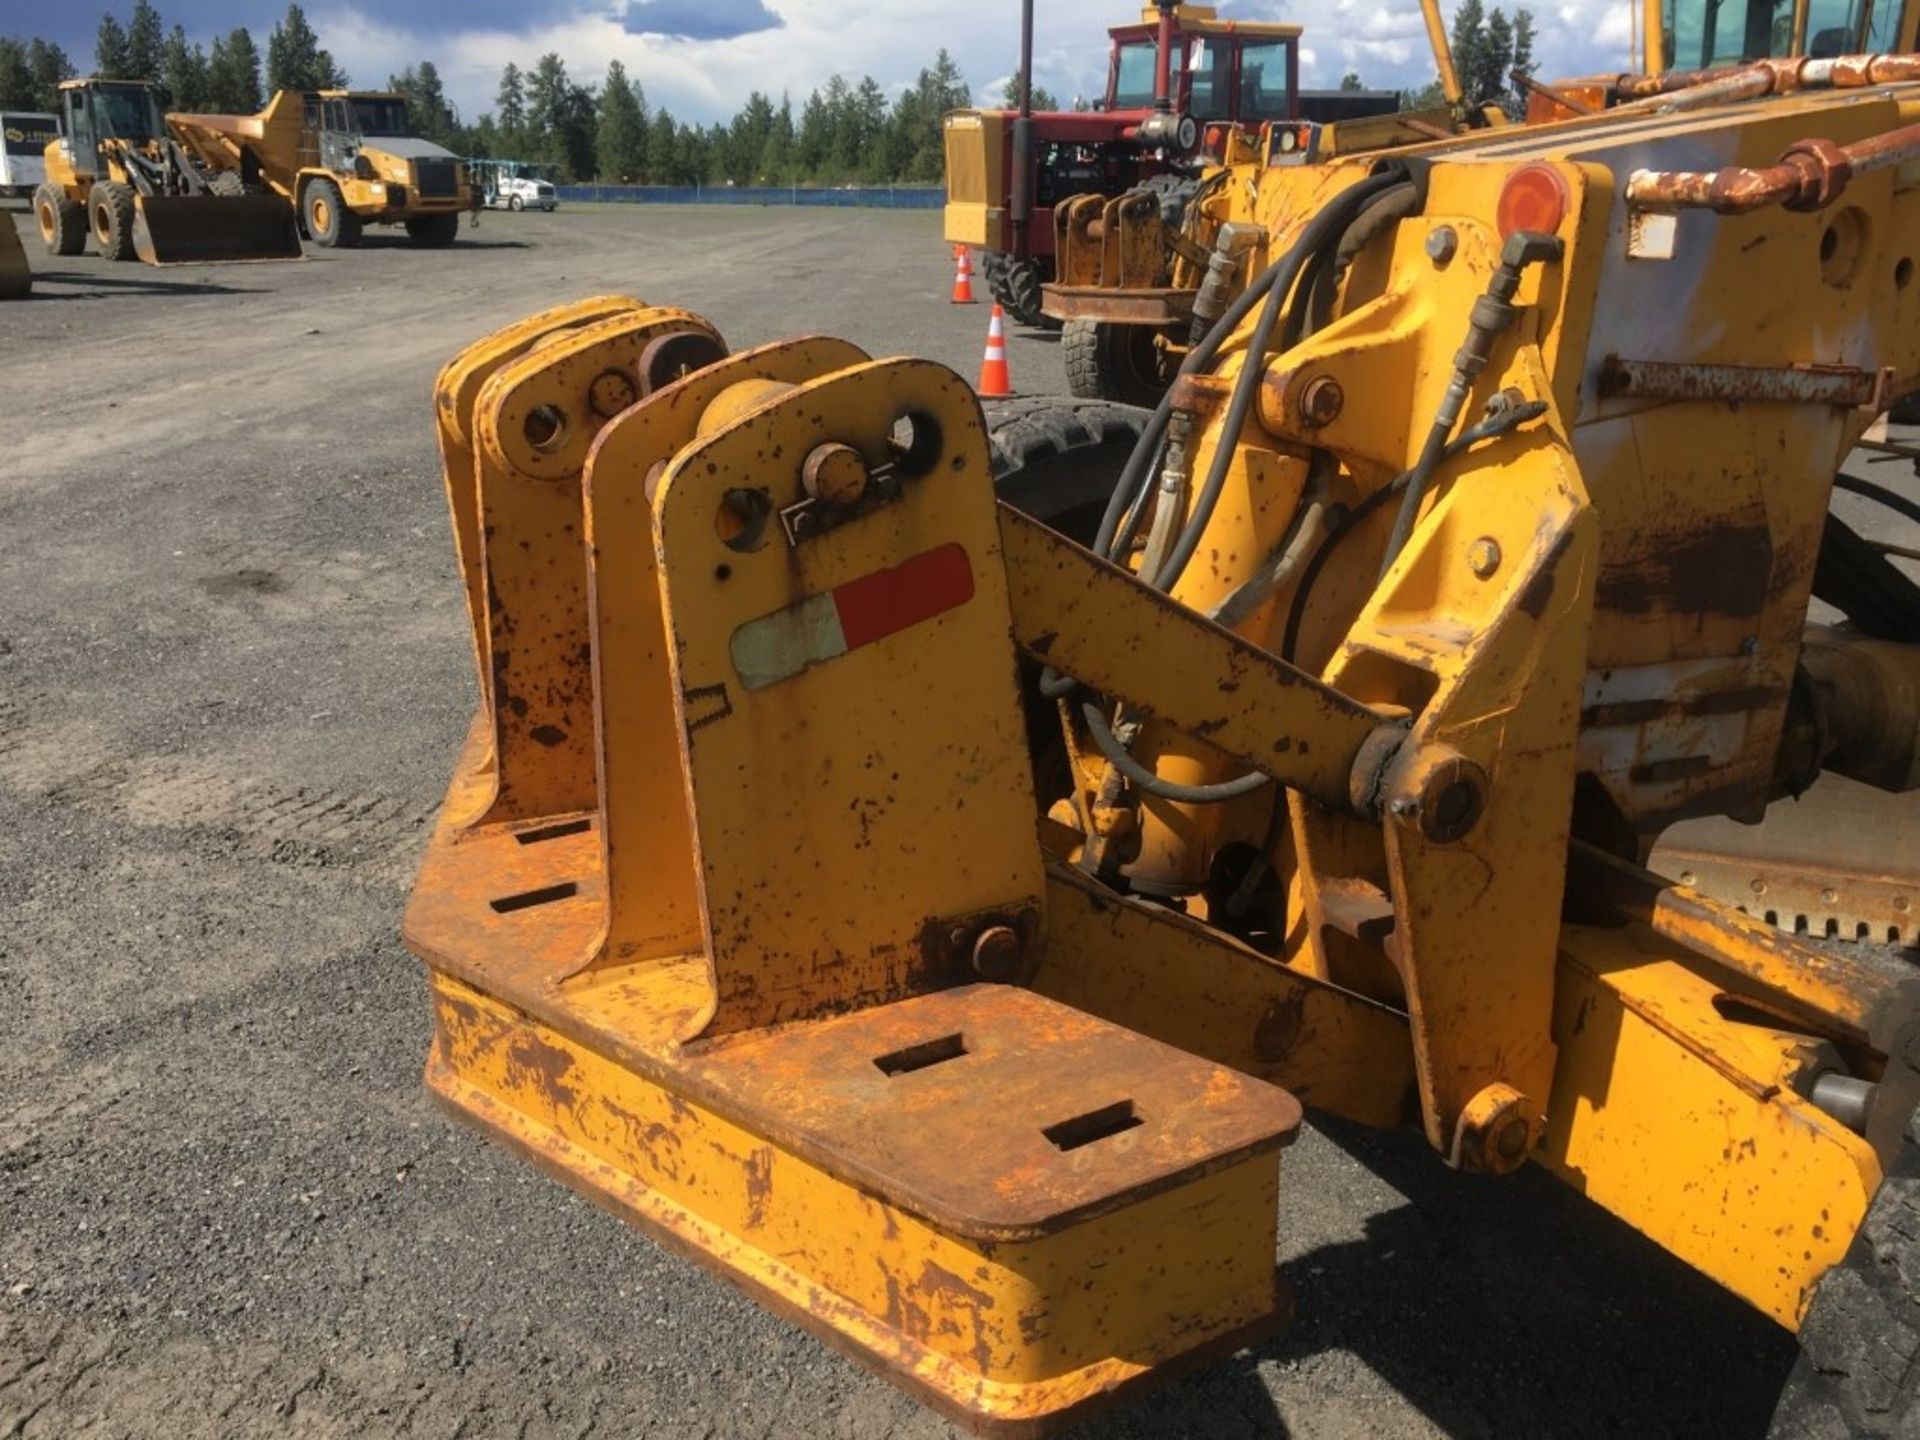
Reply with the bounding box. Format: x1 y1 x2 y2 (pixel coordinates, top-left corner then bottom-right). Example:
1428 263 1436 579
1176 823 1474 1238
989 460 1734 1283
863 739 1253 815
171 89 472 249
405 41 1920 1439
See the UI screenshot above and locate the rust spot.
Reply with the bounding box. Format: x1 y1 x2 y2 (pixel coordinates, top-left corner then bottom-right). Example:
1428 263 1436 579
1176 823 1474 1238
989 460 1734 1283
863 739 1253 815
1595 524 1772 618
743 1145 774 1228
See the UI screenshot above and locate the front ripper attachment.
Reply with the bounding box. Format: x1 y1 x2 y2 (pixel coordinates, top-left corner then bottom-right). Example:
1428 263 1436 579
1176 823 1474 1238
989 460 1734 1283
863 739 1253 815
404 305 1303 1434
132 193 303 265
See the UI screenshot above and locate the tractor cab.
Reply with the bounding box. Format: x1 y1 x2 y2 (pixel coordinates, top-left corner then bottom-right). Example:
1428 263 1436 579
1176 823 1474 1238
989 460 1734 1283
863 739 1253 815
303 92 415 174
1660 0 1913 67
57 79 167 177
1103 8 1300 139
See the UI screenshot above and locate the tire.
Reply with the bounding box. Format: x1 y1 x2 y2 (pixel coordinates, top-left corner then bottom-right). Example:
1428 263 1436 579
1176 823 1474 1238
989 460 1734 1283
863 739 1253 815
981 397 1152 801
983 395 1151 544
302 178 360 248
207 170 250 197
509 194 524 212
999 255 1060 331
1139 171 1200 233
1889 391 1920 425
1063 319 1176 407
33 183 85 257
405 213 460 247
88 181 136 262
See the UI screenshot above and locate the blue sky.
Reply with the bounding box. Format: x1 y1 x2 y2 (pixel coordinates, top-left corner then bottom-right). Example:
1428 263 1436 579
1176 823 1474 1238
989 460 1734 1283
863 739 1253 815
2 0 1636 125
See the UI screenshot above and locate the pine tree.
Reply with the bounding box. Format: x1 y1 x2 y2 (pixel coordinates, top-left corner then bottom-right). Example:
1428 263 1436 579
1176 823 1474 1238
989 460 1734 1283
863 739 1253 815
1340 70 1365 90
645 108 676 182
206 27 263 112
0 41 33 110
525 53 595 179
997 70 1057 111
796 85 830 175
267 4 345 92
390 61 458 146
126 0 164 81
96 13 133 79
161 25 210 109
27 40 76 111
496 63 526 152
594 60 647 181
759 94 794 184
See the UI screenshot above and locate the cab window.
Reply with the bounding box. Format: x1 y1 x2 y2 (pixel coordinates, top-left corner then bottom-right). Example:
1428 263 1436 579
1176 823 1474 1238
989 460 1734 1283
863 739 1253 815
1111 41 1159 109
1237 40 1294 122
1186 37 1233 119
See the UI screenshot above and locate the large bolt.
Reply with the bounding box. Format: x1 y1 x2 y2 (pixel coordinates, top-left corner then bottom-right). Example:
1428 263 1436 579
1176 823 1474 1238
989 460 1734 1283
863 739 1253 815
802 442 869 508
1426 226 1459 265
1468 537 1502 578
971 924 1022 982
1298 375 1345 428
1453 1081 1534 1174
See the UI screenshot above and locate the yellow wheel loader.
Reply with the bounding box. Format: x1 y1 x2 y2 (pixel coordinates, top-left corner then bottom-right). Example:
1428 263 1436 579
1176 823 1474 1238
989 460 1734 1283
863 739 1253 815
405 28 1920 1440
31 79 302 265
170 90 473 250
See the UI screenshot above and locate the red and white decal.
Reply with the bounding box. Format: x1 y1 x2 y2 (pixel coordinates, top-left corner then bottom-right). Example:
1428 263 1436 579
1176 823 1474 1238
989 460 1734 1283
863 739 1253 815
729 543 974 691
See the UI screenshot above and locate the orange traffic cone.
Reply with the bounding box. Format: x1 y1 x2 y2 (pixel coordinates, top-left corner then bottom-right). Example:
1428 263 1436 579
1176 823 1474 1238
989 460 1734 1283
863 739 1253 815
951 246 976 304
977 304 1013 397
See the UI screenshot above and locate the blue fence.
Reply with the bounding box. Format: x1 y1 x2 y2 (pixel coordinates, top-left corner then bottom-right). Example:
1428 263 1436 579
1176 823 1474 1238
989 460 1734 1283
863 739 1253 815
554 183 944 209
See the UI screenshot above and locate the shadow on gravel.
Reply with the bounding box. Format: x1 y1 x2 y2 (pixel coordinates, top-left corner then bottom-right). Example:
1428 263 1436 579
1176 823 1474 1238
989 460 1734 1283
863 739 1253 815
22 270 266 297
1261 1115 1798 1438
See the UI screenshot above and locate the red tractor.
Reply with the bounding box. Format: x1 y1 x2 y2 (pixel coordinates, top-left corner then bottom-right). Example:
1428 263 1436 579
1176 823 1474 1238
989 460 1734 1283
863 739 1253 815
943 3 1305 324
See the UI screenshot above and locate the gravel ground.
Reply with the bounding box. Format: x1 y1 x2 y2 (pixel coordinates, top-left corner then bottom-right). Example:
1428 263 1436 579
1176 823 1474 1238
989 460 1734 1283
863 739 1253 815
0 202 1811 1439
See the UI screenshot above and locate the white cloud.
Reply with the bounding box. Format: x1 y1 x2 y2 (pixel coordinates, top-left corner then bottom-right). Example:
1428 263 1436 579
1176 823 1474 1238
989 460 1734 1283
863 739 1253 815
314 0 1640 126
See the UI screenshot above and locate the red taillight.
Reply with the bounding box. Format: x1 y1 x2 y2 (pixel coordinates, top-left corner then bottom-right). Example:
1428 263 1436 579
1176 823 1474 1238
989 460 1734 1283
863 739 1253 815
1497 163 1570 239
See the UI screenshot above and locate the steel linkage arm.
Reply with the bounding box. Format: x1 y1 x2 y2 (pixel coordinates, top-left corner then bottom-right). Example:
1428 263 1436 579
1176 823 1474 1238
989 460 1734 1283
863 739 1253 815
997 504 1408 817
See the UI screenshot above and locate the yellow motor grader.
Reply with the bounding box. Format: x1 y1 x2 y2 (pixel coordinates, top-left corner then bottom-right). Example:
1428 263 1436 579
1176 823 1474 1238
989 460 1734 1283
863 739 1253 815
406 19 1920 1440
170 89 473 250
31 79 301 265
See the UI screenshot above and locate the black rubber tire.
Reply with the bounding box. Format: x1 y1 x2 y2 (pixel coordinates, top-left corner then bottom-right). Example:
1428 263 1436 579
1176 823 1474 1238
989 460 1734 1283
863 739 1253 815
405 213 460 247
1771 1086 1920 1437
508 194 524 212
1063 319 1176 407
302 178 361 249
206 170 249 197
88 181 137 262
1815 512 1920 643
1889 391 1920 425
1139 171 1200 233
999 255 1061 331
33 183 85 257
983 395 1150 544
982 397 1150 800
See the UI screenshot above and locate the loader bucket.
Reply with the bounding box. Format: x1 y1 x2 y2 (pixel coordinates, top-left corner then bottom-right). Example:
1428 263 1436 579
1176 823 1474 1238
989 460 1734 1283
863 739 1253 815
0 220 29 299
132 194 303 265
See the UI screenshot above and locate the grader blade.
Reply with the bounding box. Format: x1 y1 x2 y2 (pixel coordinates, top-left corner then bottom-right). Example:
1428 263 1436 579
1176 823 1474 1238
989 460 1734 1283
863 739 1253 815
1651 772 1920 948
132 193 302 265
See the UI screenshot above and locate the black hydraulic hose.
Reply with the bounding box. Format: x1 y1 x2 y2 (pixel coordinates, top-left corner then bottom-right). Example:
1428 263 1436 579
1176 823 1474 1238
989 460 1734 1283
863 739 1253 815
1094 170 1407 569
1378 232 1563 577
1151 174 1409 594
1080 701 1273 802
1282 401 1548 663
1066 172 1415 798
1834 471 1920 525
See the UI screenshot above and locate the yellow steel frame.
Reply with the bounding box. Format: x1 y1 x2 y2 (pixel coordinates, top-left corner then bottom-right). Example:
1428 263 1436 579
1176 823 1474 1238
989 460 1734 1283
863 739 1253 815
409 72 1920 1433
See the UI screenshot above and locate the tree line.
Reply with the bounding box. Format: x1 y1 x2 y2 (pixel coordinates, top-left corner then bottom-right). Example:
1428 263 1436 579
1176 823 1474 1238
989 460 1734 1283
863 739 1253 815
0 2 344 117
0 1 976 187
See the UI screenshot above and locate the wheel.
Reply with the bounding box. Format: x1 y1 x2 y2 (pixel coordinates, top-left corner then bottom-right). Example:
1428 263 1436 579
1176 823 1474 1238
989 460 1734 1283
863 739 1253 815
207 170 251 196
1770 1086 1920 1436
1063 320 1176 407
1889 391 1920 425
302 178 360 248
33 183 85 256
983 395 1152 544
88 181 136 262
998 255 1060 331
1139 171 1200 232
509 194 524 212
405 213 460 247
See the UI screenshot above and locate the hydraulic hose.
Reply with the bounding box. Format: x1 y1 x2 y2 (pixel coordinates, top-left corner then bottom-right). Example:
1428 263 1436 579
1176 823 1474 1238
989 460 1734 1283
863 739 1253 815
1379 231 1564 577
1069 171 1416 803
1283 401 1549 662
